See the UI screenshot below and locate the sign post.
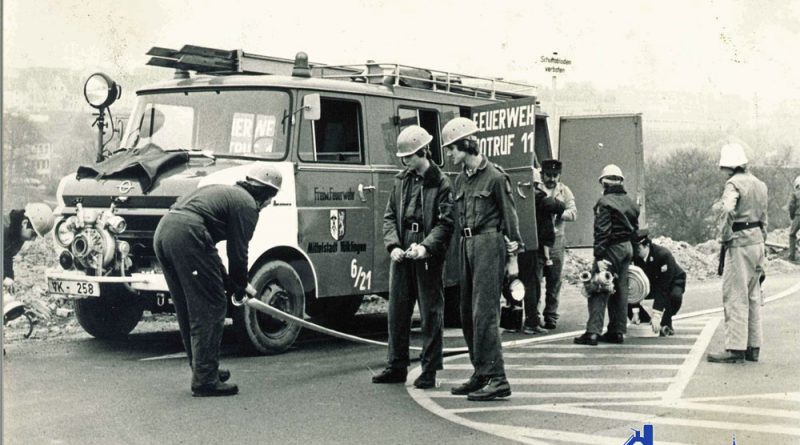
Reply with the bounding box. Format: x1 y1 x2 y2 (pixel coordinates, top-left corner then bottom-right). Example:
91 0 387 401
541 52 571 156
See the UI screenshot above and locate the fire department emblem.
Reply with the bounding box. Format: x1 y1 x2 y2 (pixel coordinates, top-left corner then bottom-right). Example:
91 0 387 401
330 210 345 241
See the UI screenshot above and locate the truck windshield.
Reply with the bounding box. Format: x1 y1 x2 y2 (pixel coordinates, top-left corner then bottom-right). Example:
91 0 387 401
121 89 290 159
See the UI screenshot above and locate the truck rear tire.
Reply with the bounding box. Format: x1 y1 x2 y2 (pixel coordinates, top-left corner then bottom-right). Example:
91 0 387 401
73 285 144 339
233 260 304 355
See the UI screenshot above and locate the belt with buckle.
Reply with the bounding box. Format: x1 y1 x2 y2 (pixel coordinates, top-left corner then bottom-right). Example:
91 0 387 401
406 222 421 233
732 221 762 232
461 227 499 238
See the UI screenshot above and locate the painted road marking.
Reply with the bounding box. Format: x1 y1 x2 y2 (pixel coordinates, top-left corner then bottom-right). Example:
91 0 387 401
406 316 800 443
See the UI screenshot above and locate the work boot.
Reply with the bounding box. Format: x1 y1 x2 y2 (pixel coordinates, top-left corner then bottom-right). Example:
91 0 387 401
523 324 547 335
371 367 407 384
219 369 231 383
573 332 598 346
598 332 624 344
659 326 675 337
192 382 239 397
413 371 436 389
467 377 512 401
706 349 745 363
543 321 557 330
450 374 488 395
745 347 760 362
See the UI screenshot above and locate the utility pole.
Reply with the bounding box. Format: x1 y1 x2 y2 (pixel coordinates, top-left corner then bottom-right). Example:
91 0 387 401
542 51 571 158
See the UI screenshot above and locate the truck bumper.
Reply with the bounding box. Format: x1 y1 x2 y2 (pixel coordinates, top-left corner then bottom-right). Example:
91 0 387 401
46 269 169 298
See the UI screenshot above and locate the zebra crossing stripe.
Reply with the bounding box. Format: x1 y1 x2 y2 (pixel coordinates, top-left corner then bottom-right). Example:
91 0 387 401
503 352 687 359
427 391 665 400
439 377 675 385
445 363 682 370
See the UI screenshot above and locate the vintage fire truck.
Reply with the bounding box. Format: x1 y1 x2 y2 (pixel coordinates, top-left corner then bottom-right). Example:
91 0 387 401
46 45 644 354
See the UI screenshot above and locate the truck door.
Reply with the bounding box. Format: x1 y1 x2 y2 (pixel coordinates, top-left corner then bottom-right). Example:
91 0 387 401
558 114 644 247
295 92 375 298
471 97 541 251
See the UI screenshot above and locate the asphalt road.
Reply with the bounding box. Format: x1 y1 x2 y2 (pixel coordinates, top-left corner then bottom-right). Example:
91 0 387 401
3 273 799 445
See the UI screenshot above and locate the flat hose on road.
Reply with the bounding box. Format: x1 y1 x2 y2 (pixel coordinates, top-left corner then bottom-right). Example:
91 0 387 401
242 297 469 354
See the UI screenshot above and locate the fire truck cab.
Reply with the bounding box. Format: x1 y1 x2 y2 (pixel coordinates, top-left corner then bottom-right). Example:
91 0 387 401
46 45 612 355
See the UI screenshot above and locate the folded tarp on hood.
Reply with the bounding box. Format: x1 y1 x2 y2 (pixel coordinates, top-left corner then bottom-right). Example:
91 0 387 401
76 144 189 193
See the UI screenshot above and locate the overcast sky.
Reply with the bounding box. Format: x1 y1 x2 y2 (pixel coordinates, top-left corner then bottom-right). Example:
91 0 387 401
4 0 800 108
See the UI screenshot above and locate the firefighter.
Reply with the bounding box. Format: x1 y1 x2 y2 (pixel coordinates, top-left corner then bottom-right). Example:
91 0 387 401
372 125 454 389
153 164 282 396
788 175 800 261
520 168 565 334
575 164 639 346
539 159 576 330
3 203 54 323
629 229 686 336
442 117 524 401
707 143 768 364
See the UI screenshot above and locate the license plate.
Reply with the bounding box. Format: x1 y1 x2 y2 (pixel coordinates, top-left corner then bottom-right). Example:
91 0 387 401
47 278 100 297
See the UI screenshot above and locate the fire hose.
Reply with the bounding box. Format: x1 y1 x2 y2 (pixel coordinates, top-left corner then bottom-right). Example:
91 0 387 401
231 286 469 353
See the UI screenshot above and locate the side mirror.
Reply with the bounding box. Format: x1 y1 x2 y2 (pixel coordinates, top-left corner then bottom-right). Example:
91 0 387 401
303 94 321 121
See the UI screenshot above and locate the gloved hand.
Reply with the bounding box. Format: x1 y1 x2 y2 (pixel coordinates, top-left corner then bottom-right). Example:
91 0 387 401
2 277 14 295
390 247 405 263
245 283 258 298
650 309 664 334
595 259 612 272
405 243 428 260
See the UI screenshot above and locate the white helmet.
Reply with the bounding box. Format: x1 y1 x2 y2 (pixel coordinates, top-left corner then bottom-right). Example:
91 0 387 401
793 175 800 190
441 117 478 146
24 203 54 237
719 143 748 168
598 164 624 183
396 125 432 157
245 163 282 191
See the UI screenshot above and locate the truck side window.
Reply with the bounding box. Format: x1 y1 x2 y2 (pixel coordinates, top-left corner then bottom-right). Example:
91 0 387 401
300 97 364 164
398 107 442 166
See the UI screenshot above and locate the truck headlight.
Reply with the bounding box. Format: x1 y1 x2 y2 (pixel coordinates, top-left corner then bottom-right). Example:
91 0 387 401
55 217 77 247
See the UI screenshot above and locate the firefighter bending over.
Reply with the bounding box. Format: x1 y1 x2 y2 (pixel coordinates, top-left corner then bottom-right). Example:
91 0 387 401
153 164 282 396
372 125 454 389
629 229 686 336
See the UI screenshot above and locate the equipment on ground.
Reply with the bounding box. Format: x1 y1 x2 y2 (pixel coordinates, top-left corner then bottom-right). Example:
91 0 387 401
627 265 650 304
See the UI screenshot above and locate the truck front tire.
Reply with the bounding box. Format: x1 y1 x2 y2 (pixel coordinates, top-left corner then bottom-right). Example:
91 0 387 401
233 260 304 355
73 285 144 339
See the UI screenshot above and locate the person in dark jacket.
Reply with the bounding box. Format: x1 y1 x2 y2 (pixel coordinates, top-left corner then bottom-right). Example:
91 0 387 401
3 203 54 322
153 164 282 397
442 117 524 402
373 125 454 389
520 168 565 334
629 229 687 336
575 164 639 346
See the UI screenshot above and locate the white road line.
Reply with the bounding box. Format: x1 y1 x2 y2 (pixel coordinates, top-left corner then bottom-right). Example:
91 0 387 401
683 392 800 403
662 317 720 401
445 363 682 371
583 400 800 420
519 404 800 436
503 352 687 359
139 352 187 361
427 391 666 400
519 344 694 350
439 377 675 385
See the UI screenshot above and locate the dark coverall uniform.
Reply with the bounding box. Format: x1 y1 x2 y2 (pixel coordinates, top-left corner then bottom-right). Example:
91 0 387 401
631 243 687 329
153 185 258 389
521 188 565 330
454 156 523 379
588 184 639 335
3 210 26 281
383 163 454 374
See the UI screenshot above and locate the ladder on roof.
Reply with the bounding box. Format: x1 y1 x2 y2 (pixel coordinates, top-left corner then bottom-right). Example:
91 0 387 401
145 45 537 100
319 62 537 100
